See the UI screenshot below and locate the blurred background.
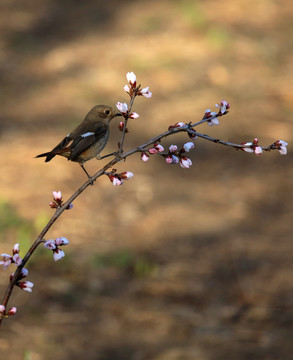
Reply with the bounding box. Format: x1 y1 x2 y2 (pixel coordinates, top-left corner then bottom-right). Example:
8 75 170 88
0 0 292 359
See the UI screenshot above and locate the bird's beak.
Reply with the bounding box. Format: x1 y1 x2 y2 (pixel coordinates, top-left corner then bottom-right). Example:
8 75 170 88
115 113 123 117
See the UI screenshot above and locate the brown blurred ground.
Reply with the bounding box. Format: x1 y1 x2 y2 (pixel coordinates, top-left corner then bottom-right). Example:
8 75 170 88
0 0 292 359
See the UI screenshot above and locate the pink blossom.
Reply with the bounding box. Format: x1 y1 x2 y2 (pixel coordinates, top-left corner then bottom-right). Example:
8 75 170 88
141 153 150 162
129 112 140 119
53 248 65 262
55 237 69 246
44 239 57 250
53 191 62 202
154 143 164 152
241 142 254 153
124 84 130 93
140 86 152 98
13 243 20 255
216 100 230 114
0 254 12 270
112 177 124 186
169 145 178 153
0 305 5 314
254 146 263 155
183 142 194 152
8 307 17 316
13 254 22 266
116 102 128 115
180 157 192 168
126 72 137 87
18 281 34 292
166 155 173 164
148 148 158 154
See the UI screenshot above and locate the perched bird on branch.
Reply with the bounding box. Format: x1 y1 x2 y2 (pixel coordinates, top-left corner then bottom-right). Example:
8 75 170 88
35 105 122 181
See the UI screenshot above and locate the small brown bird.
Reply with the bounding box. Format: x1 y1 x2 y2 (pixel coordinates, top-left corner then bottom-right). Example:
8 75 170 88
36 105 122 181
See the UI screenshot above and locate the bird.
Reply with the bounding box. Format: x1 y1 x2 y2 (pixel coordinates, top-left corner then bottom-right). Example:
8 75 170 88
35 105 122 181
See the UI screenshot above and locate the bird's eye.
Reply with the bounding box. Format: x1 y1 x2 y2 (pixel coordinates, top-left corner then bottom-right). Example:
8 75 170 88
105 109 110 115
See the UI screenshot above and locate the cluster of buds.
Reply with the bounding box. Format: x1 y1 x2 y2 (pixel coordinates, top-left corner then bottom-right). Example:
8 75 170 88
12 268 34 293
116 102 139 119
203 100 230 126
140 143 165 162
44 237 69 262
49 191 73 210
166 142 194 168
273 140 288 155
124 72 152 98
107 171 134 186
0 304 17 319
241 138 263 155
0 243 22 270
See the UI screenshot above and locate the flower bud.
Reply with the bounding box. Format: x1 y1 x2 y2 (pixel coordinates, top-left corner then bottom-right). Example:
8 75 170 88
141 153 150 162
119 171 134 180
169 145 178 153
53 248 65 262
183 142 194 152
8 307 17 316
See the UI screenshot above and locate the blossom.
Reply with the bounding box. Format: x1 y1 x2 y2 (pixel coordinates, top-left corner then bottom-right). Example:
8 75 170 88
129 112 140 119
126 72 137 87
254 146 263 155
0 305 5 314
141 153 150 162
8 307 17 316
44 239 57 250
112 177 124 186
17 281 34 292
148 148 158 154
172 155 180 164
216 100 230 114
275 140 288 155
203 109 219 126
241 142 254 153
183 142 194 152
119 171 134 180
55 237 70 246
180 157 192 168
169 145 178 153
116 102 128 115
53 249 65 262
0 254 12 270
53 191 62 202
124 84 130 93
154 143 164 152
169 122 186 130
166 155 173 164
139 86 152 98
12 254 22 266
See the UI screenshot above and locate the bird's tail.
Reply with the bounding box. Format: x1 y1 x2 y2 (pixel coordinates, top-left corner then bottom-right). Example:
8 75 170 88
35 152 56 162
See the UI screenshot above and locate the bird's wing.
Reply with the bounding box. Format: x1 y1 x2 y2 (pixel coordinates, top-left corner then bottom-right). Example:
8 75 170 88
68 128 108 161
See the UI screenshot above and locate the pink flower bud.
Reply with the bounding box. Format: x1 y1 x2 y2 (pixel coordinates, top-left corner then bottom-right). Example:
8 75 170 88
118 121 124 131
20 268 29 278
13 243 20 255
124 84 130 93
129 112 140 119
53 191 62 202
148 148 158 154
116 102 128 115
141 153 150 162
18 281 34 292
113 177 123 186
180 157 192 169
275 140 288 155
49 202 58 208
44 240 57 250
169 145 178 153
0 254 12 270
55 237 69 246
140 86 152 98
126 72 137 87
254 146 262 155
0 305 5 314
241 142 254 153
166 155 173 164
13 254 22 266
119 171 134 180
183 142 194 152
53 248 65 262
154 143 164 152
8 307 17 316
216 100 230 114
